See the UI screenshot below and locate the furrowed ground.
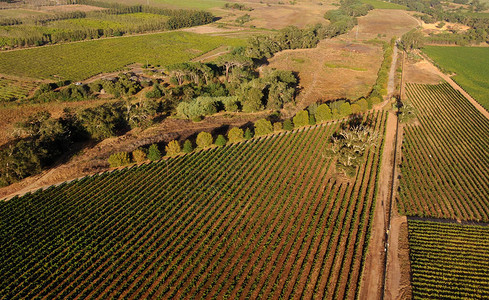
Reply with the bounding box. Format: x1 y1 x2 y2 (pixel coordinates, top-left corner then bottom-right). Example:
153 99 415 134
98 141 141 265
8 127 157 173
408 220 489 299
423 46 489 111
0 31 245 81
399 83 489 222
0 111 386 299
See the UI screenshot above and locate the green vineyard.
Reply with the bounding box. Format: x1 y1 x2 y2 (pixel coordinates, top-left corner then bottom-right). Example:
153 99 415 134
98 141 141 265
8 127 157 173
0 111 386 299
0 77 38 102
399 83 489 221
408 220 489 299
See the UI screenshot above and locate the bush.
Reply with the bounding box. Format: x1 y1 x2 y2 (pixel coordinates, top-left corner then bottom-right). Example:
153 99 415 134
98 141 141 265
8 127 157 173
244 128 253 139
228 127 244 143
254 119 273 136
182 139 194 153
215 134 227 146
132 148 147 163
293 110 309 128
165 140 181 156
108 152 131 168
196 131 213 148
309 114 316 125
273 122 283 132
339 102 352 117
316 103 332 122
283 119 293 130
147 144 162 161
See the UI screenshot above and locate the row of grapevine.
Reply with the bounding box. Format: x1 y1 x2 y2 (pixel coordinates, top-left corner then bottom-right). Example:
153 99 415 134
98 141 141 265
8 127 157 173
0 111 386 299
408 220 489 299
399 83 489 221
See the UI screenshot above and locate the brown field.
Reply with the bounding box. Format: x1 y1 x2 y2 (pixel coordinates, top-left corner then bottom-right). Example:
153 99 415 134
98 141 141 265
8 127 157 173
403 59 442 85
266 39 383 109
38 4 105 13
342 9 419 41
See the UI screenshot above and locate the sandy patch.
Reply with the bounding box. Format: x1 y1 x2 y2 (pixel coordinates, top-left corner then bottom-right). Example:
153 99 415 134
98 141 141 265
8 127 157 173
266 38 383 109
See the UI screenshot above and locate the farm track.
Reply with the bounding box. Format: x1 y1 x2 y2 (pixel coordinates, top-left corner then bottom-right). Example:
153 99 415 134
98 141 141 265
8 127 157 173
0 113 386 299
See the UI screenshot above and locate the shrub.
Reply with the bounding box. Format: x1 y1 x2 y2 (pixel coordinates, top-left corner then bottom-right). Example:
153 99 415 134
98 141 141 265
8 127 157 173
132 148 147 163
316 103 332 122
215 134 227 146
283 119 293 130
254 119 273 136
228 127 244 143
309 114 316 125
293 110 309 128
147 144 162 161
196 132 213 148
244 128 253 139
165 140 181 156
108 152 131 168
182 139 194 153
339 102 352 117
273 122 282 132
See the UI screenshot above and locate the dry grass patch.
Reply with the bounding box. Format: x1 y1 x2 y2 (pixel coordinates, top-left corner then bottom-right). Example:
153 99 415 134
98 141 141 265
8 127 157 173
403 59 442 84
266 39 383 109
343 9 419 41
39 4 106 13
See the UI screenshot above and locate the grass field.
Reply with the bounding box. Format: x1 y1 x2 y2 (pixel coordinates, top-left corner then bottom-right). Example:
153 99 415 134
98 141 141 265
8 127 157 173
0 111 387 299
101 0 226 9
423 46 489 111
408 220 489 299
360 0 407 10
399 83 489 221
0 31 245 81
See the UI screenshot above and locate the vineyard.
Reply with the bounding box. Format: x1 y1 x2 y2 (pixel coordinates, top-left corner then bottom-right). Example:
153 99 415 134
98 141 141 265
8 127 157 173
398 83 489 221
408 220 489 299
0 111 386 299
0 77 38 102
0 31 245 81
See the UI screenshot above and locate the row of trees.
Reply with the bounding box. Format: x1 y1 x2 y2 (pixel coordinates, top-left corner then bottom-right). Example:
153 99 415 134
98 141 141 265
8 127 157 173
0 1 214 48
0 98 161 186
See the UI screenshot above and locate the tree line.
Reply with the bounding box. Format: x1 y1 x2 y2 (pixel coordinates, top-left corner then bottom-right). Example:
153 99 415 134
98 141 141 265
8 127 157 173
0 1 214 48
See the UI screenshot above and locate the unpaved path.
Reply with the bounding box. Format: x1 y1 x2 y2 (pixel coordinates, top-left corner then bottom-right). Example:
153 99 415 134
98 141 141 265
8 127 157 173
358 111 397 300
385 215 408 300
387 43 399 98
418 51 489 119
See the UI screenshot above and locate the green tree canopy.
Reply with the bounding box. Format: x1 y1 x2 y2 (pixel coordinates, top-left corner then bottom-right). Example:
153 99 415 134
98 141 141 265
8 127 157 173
254 119 273 136
196 131 213 148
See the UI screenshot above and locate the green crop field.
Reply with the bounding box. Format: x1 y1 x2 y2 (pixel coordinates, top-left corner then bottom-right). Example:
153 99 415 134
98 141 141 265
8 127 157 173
0 77 38 102
101 0 226 10
399 83 489 221
0 31 245 81
423 46 489 111
0 111 387 299
408 220 489 299
361 0 407 9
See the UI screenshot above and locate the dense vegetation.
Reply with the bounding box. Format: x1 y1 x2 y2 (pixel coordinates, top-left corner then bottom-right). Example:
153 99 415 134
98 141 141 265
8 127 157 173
0 1 214 48
423 45 489 110
0 31 245 81
398 83 489 221
0 111 386 299
408 220 489 299
0 98 160 186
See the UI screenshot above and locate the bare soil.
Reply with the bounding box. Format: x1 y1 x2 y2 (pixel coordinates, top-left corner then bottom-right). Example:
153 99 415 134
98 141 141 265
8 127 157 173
342 10 419 41
403 59 443 85
266 39 383 109
38 4 105 13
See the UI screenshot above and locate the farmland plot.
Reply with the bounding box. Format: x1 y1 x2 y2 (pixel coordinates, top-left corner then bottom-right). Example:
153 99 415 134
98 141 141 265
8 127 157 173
0 111 386 299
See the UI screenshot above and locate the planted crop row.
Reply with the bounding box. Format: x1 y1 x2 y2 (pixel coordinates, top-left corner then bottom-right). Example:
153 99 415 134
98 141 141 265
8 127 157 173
0 111 386 299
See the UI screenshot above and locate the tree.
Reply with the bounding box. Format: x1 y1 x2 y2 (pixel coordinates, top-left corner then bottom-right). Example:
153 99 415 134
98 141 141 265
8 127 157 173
196 131 213 148
244 128 253 139
165 140 181 156
132 148 147 163
215 134 227 146
108 152 131 168
351 103 362 114
339 102 352 117
400 29 424 51
228 127 244 143
283 119 294 130
217 53 253 82
183 139 194 153
238 80 264 113
254 119 273 136
293 110 309 128
147 144 162 161
357 98 368 112
309 114 316 125
316 104 332 122
273 122 283 132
